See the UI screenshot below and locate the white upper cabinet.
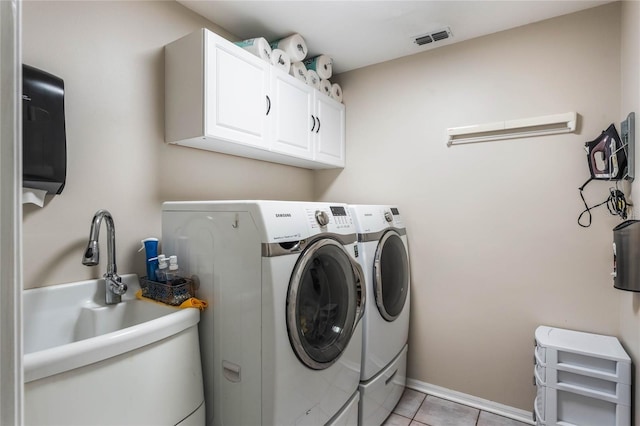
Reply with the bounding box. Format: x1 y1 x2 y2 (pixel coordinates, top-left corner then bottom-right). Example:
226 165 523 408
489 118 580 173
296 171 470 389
314 93 345 166
269 68 314 159
165 29 345 169
205 32 270 148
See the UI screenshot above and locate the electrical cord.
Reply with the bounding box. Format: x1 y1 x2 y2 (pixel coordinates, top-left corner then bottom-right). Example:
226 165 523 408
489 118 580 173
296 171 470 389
578 178 629 227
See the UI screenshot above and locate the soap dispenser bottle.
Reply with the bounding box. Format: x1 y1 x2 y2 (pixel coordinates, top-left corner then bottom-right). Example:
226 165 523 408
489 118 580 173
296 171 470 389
155 254 169 283
166 255 185 285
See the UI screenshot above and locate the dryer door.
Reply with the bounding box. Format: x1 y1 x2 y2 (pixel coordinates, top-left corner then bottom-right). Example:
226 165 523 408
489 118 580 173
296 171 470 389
287 238 363 370
374 230 409 322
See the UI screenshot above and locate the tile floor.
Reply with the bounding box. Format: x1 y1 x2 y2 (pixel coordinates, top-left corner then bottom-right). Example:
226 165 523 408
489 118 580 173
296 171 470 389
382 389 530 426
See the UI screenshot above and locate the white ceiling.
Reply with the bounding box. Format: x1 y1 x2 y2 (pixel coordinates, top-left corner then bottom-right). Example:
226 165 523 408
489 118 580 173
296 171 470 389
177 0 614 75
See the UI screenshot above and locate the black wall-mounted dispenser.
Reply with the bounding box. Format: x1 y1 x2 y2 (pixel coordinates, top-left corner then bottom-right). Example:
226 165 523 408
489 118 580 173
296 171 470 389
22 64 66 194
613 220 640 292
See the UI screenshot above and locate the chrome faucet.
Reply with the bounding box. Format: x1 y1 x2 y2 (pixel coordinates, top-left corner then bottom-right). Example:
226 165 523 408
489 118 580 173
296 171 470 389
82 209 127 304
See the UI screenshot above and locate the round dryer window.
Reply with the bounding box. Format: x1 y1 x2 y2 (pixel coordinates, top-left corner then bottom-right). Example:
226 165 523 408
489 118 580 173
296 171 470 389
374 231 409 321
287 238 362 370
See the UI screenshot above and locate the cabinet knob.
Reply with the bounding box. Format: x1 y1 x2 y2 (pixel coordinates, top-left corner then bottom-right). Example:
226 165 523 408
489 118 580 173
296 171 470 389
316 117 321 134
311 115 316 132
265 96 271 115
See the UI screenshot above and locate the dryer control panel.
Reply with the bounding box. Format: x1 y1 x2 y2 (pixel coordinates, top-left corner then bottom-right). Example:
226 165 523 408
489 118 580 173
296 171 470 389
389 207 404 228
350 205 405 234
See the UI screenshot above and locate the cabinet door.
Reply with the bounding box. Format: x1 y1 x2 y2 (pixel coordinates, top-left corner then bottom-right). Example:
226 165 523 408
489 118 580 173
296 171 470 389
314 94 345 167
269 68 314 159
205 32 270 148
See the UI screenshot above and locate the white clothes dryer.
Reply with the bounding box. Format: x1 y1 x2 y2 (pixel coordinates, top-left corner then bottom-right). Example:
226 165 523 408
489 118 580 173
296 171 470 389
349 205 410 426
162 201 365 426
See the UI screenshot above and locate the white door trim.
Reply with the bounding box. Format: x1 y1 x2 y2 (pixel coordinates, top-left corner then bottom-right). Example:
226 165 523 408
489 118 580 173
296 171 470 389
0 0 23 423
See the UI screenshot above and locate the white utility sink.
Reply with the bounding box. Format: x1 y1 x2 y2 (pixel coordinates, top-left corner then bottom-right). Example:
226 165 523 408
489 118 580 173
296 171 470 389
23 274 205 426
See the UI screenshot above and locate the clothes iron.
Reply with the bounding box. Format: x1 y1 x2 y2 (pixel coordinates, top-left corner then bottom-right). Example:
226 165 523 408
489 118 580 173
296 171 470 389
578 124 630 228
584 124 627 180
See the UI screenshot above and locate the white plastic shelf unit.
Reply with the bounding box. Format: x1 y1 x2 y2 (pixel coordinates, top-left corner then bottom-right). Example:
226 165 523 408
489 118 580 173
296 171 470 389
533 326 631 426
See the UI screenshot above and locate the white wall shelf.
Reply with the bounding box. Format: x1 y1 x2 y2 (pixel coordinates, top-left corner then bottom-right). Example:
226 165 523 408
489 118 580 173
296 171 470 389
447 112 577 146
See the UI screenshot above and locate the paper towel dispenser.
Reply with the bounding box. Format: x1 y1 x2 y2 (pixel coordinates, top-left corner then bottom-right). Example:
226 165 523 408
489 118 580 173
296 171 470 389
613 220 640 292
22 64 66 194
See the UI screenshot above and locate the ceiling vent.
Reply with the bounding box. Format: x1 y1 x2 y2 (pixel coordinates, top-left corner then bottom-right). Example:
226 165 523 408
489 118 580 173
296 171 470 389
413 27 453 46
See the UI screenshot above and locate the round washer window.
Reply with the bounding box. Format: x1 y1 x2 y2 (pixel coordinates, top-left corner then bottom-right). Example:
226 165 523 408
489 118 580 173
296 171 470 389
287 239 358 370
374 232 409 321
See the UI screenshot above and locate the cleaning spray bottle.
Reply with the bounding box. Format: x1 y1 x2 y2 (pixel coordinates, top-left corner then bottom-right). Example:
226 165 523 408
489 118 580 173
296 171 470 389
139 237 159 281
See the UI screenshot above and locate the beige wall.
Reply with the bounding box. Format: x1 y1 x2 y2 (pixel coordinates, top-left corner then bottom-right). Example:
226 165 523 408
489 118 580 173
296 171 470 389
21 1 314 290
620 1 640 424
316 3 623 410
21 0 635 415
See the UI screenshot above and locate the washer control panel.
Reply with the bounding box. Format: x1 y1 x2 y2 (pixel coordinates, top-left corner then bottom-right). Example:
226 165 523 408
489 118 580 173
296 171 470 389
305 204 353 232
329 206 351 227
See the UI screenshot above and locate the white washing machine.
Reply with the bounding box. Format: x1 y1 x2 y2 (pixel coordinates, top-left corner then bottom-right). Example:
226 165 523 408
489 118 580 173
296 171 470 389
162 201 366 426
349 205 411 426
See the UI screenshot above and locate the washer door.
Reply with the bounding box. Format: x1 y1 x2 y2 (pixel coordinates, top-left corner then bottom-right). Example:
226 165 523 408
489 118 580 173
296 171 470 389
374 231 409 322
287 238 364 370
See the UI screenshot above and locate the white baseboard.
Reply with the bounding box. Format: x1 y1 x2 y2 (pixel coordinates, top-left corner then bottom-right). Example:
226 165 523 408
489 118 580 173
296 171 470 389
406 378 535 425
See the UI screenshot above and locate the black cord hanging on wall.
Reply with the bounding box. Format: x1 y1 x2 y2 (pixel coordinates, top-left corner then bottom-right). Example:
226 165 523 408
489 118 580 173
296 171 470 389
578 179 628 228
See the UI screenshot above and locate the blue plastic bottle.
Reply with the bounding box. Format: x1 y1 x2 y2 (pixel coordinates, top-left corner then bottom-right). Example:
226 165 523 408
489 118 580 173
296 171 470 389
140 238 159 281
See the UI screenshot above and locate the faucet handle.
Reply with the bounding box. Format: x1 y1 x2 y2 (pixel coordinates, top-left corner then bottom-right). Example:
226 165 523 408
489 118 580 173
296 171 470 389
106 274 127 296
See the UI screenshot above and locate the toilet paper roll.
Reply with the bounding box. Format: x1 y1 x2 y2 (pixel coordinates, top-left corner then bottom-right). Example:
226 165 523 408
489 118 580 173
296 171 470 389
22 187 47 207
270 49 291 74
306 70 320 90
319 79 332 97
303 55 333 80
270 33 307 62
289 62 308 84
234 37 272 62
330 83 343 103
